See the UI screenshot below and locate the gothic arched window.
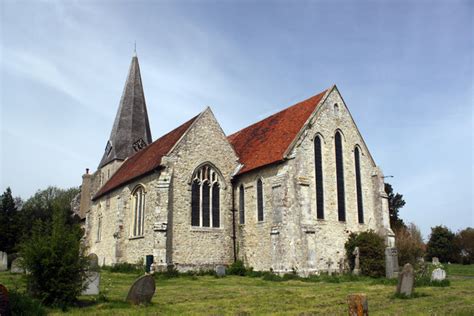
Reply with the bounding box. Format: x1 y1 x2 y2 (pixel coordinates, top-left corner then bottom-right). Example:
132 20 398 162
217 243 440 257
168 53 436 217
191 164 221 228
257 179 264 222
354 146 364 223
239 184 245 224
132 186 145 236
314 135 324 219
335 131 346 221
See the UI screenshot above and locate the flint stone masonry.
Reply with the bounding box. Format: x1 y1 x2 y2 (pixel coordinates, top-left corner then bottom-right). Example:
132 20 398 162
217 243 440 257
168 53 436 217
431 268 446 281
10 258 25 274
396 263 414 296
0 252 7 272
82 272 100 295
126 275 155 305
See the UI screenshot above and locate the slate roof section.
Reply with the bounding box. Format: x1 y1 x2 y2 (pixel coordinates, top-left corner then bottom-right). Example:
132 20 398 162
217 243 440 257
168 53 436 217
98 55 153 168
94 115 198 200
228 89 328 175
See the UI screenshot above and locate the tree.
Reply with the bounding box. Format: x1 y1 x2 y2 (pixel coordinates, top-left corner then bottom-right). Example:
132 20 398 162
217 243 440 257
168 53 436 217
395 223 425 266
455 227 474 264
0 187 22 254
20 205 88 307
426 225 459 263
384 183 406 231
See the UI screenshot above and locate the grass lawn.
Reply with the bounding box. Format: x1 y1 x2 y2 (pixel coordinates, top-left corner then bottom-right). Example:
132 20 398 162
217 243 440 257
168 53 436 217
1 267 474 315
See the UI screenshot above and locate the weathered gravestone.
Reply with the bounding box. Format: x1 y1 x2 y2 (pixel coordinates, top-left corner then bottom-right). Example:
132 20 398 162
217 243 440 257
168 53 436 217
82 272 100 295
0 252 7 272
352 247 360 276
0 284 11 316
432 257 440 264
88 253 99 271
385 247 399 278
347 293 368 316
215 265 226 277
10 257 25 274
126 275 155 305
396 263 414 296
431 268 446 281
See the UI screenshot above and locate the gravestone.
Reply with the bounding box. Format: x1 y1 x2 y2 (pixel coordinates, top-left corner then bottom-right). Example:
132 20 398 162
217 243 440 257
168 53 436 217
10 258 25 274
0 284 11 316
326 258 334 276
385 247 399 278
0 252 7 272
347 293 368 316
431 268 446 281
396 263 414 296
432 257 440 264
215 265 226 277
352 247 360 276
82 272 100 295
88 253 99 271
126 275 155 305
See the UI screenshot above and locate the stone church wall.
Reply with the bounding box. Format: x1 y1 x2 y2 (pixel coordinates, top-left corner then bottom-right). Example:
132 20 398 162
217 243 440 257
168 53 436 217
166 109 240 270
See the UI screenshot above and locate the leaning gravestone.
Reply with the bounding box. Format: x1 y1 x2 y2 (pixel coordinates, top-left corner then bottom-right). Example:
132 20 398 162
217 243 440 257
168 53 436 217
88 253 99 271
0 284 11 316
215 265 226 277
10 258 25 274
396 263 414 296
431 268 446 281
432 257 440 264
0 252 7 272
82 272 100 295
126 275 155 305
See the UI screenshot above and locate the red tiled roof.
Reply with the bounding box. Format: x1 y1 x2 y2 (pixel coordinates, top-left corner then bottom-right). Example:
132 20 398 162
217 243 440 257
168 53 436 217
228 89 328 175
94 115 198 200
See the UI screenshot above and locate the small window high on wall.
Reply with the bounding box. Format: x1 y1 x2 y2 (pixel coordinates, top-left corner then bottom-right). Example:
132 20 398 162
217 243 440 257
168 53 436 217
257 179 264 222
335 131 346 221
354 147 364 223
132 186 145 237
190 164 221 228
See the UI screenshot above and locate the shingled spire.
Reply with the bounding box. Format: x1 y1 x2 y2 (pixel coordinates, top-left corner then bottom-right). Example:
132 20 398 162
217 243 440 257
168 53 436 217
98 54 152 169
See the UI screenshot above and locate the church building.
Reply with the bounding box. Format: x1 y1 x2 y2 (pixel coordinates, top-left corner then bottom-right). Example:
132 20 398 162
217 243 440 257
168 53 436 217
76 54 395 274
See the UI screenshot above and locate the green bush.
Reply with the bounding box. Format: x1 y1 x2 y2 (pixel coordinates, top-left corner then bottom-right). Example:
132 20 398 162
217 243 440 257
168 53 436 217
345 230 386 277
19 208 88 307
227 260 247 276
9 290 46 316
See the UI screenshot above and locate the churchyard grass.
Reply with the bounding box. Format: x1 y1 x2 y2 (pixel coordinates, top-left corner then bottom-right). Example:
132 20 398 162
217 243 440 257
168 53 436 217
1 267 473 315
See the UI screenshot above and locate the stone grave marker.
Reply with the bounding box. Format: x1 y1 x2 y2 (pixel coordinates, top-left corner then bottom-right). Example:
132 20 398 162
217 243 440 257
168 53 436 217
432 257 440 264
0 252 7 272
431 268 446 281
385 247 399 279
82 272 100 295
352 247 360 276
396 263 414 296
126 275 155 305
347 293 368 316
215 265 226 277
88 253 99 271
10 258 25 274
0 284 11 316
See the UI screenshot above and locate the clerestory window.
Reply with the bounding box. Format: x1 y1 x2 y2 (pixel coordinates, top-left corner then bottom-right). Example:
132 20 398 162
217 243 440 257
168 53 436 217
191 164 221 228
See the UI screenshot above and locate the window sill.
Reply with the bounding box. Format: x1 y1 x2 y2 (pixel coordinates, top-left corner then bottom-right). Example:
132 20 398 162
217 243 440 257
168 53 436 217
129 235 145 240
190 227 223 232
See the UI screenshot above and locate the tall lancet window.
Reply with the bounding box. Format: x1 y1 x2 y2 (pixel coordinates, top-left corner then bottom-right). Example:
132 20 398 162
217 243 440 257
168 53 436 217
132 186 146 236
335 131 346 221
354 147 364 223
257 179 264 222
190 164 221 228
314 135 324 219
239 185 245 224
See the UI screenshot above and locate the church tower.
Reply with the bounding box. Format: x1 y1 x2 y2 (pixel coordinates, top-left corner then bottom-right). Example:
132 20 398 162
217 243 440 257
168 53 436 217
99 53 152 170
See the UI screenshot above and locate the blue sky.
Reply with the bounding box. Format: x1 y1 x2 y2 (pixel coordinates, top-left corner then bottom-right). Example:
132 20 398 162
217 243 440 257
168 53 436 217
1 0 472 238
